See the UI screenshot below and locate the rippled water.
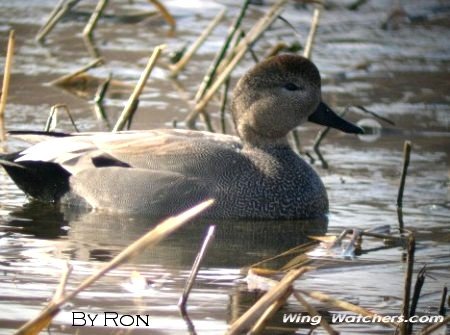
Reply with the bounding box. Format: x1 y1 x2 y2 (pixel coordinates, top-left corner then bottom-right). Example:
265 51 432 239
0 0 449 334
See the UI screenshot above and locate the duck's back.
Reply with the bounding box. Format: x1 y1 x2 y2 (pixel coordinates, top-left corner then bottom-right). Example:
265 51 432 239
4 129 328 219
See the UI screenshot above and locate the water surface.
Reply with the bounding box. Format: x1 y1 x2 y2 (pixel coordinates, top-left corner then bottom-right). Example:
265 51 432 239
0 0 449 334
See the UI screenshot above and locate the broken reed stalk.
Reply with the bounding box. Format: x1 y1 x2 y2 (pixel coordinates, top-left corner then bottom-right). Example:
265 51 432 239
397 141 412 208
298 290 399 328
94 74 112 127
185 0 288 127
50 57 103 86
400 233 415 335
36 0 80 42
438 286 447 316
226 267 313 335
148 0 176 32
14 199 214 335
251 287 292 333
0 30 15 141
418 315 450 335
44 104 79 132
194 0 251 102
169 8 226 78
113 44 165 132
82 0 109 38
178 225 216 313
293 291 338 335
36 0 65 36
408 265 426 334
397 141 411 233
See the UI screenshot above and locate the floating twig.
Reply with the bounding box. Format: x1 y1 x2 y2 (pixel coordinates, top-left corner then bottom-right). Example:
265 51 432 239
82 0 109 38
293 291 338 335
36 0 81 42
0 30 15 142
226 267 312 335
113 44 165 132
169 8 226 78
50 58 103 86
400 233 415 335
179 225 216 314
14 199 214 335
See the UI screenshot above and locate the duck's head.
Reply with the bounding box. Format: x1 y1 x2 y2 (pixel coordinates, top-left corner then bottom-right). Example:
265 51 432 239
231 54 363 146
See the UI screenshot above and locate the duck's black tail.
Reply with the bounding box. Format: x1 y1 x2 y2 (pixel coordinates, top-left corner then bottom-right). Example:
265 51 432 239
0 153 71 202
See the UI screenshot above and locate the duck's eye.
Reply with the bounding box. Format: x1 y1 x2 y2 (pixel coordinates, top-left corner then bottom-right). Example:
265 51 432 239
283 83 301 91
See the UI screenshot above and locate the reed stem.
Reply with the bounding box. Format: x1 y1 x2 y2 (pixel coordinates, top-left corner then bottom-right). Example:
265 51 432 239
83 0 109 38
36 0 80 42
0 30 15 141
170 9 226 78
293 291 338 335
179 225 215 313
194 0 251 102
113 45 165 132
400 233 415 335
303 6 322 59
185 0 288 127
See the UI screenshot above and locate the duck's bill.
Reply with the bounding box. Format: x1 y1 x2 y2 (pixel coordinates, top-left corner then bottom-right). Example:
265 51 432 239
308 102 364 134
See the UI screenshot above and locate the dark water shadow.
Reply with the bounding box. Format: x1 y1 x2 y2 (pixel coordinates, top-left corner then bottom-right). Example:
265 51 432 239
3 201 328 268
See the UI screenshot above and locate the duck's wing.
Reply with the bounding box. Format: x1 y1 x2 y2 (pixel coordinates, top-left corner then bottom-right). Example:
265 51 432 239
68 167 211 215
15 129 242 176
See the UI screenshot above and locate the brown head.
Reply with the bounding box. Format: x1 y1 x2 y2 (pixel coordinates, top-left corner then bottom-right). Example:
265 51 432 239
231 54 362 147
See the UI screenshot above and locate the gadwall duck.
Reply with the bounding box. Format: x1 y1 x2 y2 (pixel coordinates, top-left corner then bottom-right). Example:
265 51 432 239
0 55 362 219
